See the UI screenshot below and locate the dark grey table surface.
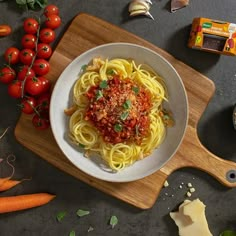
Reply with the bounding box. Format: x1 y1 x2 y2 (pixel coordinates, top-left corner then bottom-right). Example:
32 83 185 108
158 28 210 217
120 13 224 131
0 0 236 235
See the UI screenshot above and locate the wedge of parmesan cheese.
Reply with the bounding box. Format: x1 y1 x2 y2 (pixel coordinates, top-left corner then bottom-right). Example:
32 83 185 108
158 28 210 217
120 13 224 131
170 198 212 236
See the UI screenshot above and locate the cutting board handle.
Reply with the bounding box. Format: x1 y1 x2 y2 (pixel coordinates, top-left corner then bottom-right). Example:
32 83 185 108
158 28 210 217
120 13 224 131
162 125 236 187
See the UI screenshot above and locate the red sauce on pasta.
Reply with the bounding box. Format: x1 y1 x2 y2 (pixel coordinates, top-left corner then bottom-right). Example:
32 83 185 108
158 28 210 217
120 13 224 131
85 75 152 144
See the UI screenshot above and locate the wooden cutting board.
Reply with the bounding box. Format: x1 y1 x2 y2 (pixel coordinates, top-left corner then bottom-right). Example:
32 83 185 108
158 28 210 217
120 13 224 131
15 13 236 209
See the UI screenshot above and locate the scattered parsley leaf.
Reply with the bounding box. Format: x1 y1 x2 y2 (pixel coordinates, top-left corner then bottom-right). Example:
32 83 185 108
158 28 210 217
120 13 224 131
220 230 236 236
132 86 139 94
106 69 115 75
114 123 122 132
109 215 118 229
56 211 67 222
123 99 132 109
79 143 85 148
76 209 90 217
99 80 108 89
69 230 76 236
80 64 87 73
120 111 129 121
96 90 103 100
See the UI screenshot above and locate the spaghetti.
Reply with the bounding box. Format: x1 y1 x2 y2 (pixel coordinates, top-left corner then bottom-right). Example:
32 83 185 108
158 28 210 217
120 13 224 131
65 58 173 171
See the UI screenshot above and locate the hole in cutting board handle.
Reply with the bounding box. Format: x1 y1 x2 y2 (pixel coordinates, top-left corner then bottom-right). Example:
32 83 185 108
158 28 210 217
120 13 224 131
226 170 236 183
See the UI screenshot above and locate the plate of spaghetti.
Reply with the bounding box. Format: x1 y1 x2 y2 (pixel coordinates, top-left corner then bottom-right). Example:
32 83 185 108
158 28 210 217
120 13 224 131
50 43 188 182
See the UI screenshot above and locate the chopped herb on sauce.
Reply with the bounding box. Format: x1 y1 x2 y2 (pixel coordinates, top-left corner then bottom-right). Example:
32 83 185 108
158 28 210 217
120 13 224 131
106 69 115 75
114 123 123 132
123 99 132 109
132 86 139 94
96 90 103 100
99 80 108 89
120 111 129 121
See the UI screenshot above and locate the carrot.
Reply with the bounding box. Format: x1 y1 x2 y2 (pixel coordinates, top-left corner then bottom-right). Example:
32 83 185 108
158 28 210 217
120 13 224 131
0 193 56 213
0 178 31 192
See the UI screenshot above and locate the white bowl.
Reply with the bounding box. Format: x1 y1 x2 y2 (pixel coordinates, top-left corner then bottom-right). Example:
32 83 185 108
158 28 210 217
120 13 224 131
50 43 188 182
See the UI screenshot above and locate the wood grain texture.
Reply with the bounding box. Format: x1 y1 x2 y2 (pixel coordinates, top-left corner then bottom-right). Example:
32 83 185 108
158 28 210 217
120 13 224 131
14 14 236 209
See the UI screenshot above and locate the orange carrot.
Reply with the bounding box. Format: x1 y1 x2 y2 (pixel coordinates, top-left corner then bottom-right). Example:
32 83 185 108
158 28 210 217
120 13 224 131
0 179 21 192
0 193 56 213
0 177 11 186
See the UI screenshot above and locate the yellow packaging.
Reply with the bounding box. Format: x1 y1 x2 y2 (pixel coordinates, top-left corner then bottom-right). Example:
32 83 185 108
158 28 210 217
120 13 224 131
188 17 236 56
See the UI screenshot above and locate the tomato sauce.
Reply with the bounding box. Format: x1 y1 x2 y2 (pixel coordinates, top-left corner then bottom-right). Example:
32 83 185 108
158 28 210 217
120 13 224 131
85 75 152 144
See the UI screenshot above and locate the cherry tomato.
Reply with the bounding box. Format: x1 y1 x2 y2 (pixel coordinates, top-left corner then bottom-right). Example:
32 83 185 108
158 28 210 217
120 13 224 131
0 66 16 84
23 18 39 34
45 14 61 29
4 47 20 65
21 34 37 49
32 59 50 76
20 96 37 114
25 77 44 96
37 92 51 110
8 80 23 98
19 48 35 65
39 28 55 44
32 110 50 130
38 76 51 93
17 65 35 81
36 43 52 59
44 4 59 17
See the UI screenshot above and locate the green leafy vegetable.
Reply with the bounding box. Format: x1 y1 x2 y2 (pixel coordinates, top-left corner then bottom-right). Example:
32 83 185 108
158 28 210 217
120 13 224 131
132 86 139 94
79 143 85 148
114 123 122 132
120 111 129 121
16 0 48 10
123 99 132 109
69 230 76 236
109 215 118 229
99 80 108 89
56 211 67 222
220 230 236 236
76 209 90 217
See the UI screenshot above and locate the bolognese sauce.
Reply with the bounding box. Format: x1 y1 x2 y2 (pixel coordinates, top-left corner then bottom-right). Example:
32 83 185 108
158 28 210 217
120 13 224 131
84 75 152 144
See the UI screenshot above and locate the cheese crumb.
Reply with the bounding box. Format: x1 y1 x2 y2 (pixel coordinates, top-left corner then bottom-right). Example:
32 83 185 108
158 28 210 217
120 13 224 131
187 183 192 188
163 180 169 187
189 187 195 193
170 199 212 236
186 191 192 197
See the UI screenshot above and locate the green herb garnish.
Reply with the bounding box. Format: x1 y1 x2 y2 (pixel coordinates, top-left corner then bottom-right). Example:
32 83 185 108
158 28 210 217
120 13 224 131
96 90 103 100
16 0 48 10
80 64 87 73
69 230 76 236
123 99 132 109
99 80 108 89
109 215 118 229
79 143 85 148
220 230 236 236
76 209 90 217
132 86 139 94
106 69 115 75
56 211 67 222
120 111 129 121
114 124 122 132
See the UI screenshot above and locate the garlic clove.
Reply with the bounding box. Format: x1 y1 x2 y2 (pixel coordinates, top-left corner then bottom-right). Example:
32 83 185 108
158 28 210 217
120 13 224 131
129 9 154 20
129 2 150 12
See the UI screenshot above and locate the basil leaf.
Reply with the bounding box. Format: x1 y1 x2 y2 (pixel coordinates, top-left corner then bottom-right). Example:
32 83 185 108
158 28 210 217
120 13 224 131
120 111 129 121
123 99 132 109
132 86 139 94
69 230 76 236
56 211 66 222
35 0 47 8
80 64 87 73
114 124 122 132
16 0 27 4
99 80 108 89
110 215 118 228
76 209 90 217
220 230 236 236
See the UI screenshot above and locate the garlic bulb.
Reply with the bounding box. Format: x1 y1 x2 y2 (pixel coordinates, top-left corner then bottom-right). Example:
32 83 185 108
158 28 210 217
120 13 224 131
128 0 154 20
